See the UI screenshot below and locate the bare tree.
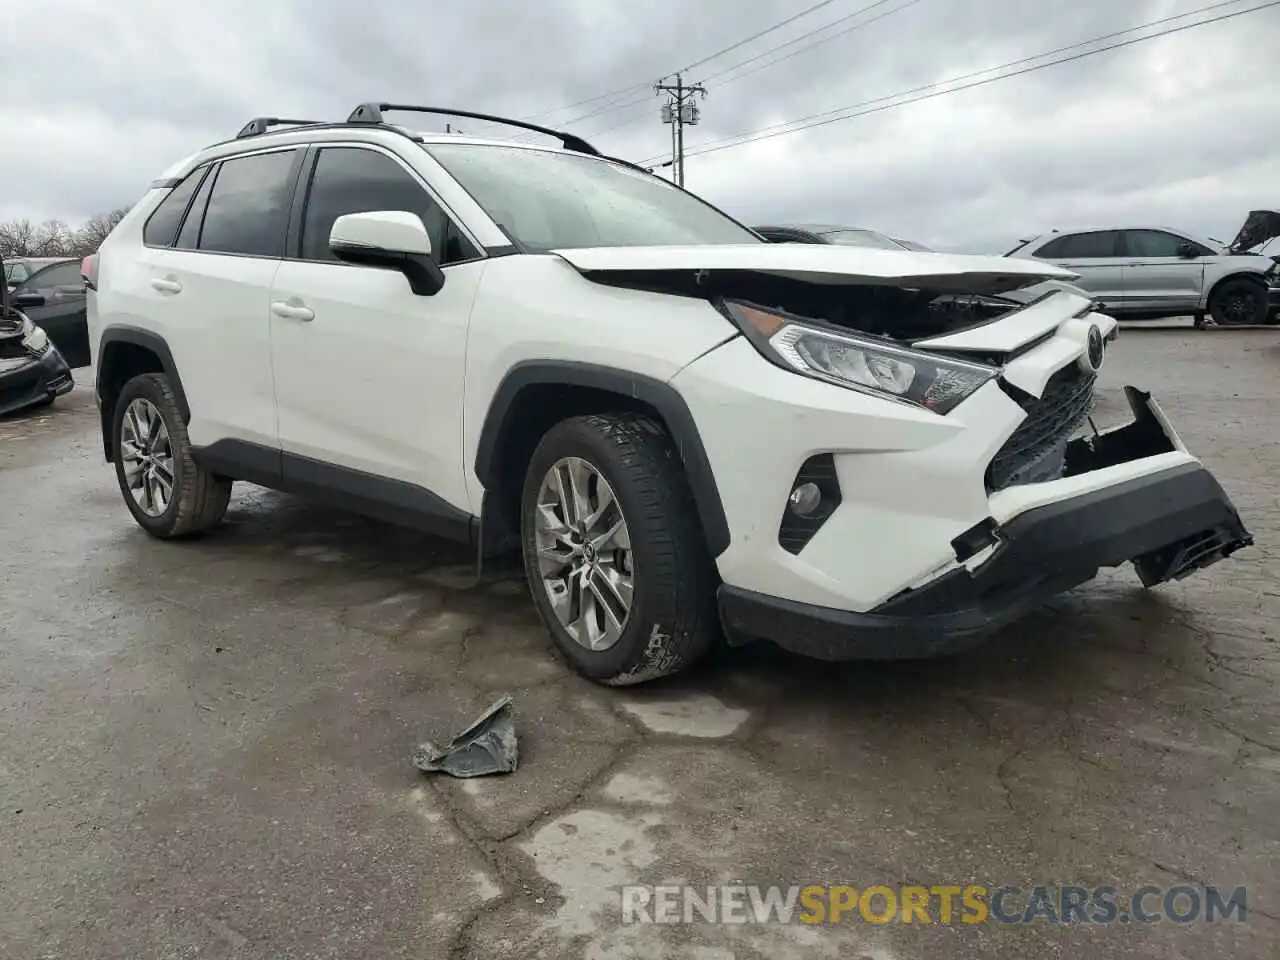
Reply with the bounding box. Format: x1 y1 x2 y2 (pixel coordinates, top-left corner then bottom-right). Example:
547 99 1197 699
75 207 131 255
0 206 132 260
33 220 75 257
0 219 39 258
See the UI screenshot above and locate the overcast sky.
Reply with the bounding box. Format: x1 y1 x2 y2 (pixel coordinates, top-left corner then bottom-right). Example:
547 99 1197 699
2 0 1277 252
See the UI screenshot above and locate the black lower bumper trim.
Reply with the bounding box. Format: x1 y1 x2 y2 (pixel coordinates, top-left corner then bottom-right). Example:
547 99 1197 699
718 460 1253 661
0 346 74 417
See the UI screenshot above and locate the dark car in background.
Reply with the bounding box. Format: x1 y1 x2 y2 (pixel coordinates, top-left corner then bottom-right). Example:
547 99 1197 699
0 254 75 416
5 256 66 292
8 257 91 367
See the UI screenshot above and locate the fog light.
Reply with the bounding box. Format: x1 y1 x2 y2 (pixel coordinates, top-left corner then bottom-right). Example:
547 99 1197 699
788 482 822 517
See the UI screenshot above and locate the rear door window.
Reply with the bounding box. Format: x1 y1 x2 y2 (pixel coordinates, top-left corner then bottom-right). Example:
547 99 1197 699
1034 231 1120 258
197 150 300 258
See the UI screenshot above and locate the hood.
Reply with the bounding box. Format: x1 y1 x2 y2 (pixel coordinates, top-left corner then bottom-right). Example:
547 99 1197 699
552 244 1078 296
1227 210 1280 255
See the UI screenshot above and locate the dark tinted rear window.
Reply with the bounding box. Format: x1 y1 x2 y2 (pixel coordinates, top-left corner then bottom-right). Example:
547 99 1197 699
1034 231 1120 258
197 150 299 258
143 168 207 247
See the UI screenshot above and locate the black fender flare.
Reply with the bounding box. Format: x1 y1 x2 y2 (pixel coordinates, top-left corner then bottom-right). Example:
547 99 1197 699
96 326 190 458
474 360 731 557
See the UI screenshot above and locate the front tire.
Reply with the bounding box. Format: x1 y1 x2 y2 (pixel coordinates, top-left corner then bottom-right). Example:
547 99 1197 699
520 413 718 686
1209 278 1268 327
112 373 232 538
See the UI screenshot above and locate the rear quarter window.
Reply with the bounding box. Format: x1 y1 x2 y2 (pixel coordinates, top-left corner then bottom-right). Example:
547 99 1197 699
143 167 209 247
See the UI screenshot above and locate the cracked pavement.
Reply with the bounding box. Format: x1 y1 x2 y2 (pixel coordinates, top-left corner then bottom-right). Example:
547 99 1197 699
1 327 1277 959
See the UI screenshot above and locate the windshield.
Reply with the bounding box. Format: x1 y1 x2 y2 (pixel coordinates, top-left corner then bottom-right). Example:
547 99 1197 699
4 263 30 284
425 144 762 251
818 229 907 250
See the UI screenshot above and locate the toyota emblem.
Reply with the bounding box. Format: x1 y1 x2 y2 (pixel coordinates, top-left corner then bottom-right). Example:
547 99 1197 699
1080 324 1104 372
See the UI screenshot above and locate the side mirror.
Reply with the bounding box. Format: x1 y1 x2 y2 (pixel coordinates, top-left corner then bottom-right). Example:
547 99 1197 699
329 210 445 296
1176 242 1200 259
12 292 45 308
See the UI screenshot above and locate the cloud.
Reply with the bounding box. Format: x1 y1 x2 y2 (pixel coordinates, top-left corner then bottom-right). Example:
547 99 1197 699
2 0 1277 250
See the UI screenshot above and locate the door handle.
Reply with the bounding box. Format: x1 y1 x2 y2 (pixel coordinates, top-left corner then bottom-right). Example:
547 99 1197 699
150 277 182 294
271 300 314 322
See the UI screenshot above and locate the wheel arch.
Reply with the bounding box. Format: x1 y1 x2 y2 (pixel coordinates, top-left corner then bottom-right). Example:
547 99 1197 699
474 361 730 559
96 326 189 461
1207 269 1268 304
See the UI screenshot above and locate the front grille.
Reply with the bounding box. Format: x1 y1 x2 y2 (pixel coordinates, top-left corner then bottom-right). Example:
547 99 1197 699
987 364 1096 491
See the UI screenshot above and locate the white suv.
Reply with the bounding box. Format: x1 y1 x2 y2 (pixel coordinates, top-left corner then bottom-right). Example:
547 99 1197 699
85 104 1254 685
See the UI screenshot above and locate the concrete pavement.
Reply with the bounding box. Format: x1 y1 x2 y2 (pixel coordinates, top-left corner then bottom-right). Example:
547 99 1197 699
1 328 1277 958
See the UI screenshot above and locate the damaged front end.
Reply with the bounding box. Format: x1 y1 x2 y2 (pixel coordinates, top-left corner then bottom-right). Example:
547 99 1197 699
1059 386 1253 586
561 248 1254 603
1227 209 1280 256
0 306 74 417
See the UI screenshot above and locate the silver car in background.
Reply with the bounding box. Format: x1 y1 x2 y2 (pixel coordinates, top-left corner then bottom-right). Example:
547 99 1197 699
1003 213 1280 327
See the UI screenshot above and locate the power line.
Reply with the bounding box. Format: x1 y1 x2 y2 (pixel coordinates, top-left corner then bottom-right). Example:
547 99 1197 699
552 0 926 142
674 0 845 75
557 93 654 128
493 0 853 129
508 84 651 126
640 0 1272 166
700 0 921 83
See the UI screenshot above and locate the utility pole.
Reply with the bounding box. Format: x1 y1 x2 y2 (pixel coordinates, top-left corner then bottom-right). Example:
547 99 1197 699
655 73 706 186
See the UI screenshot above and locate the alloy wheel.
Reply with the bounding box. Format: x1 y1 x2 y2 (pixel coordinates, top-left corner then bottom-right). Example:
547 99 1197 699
534 456 634 651
1219 289 1260 325
120 398 175 517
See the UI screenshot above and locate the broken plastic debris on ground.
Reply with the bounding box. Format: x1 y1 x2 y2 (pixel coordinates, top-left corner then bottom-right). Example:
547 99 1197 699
413 694 519 778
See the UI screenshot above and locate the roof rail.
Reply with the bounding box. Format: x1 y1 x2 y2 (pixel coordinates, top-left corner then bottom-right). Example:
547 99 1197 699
236 117 325 139
345 103 600 156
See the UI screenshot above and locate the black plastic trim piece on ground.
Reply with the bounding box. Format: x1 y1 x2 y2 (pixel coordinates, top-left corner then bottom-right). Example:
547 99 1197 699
719 460 1253 661
474 360 731 558
193 439 478 545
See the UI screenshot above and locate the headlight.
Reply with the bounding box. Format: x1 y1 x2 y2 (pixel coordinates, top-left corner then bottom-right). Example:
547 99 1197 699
20 317 49 353
721 300 997 415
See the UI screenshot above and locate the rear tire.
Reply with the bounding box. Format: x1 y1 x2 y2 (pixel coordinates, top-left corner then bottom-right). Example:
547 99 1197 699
520 413 718 686
1209 278 1267 327
112 373 231 539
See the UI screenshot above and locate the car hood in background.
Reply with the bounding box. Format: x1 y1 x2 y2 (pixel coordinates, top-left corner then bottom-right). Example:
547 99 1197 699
552 244 1077 295
1227 209 1280 255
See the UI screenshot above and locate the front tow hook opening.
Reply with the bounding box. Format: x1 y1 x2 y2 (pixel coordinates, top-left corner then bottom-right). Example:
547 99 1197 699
1133 523 1254 587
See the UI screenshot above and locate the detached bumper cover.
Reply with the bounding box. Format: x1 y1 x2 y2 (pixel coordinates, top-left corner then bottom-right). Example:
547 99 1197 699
0 346 74 416
719 459 1253 661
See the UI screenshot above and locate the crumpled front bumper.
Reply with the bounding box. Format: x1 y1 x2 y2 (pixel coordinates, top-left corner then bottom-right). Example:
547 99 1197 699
0 345 74 416
719 387 1254 661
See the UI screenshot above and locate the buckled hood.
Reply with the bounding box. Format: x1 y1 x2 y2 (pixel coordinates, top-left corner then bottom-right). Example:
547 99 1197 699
1227 209 1280 255
551 244 1077 296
